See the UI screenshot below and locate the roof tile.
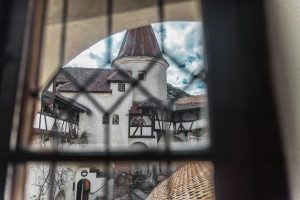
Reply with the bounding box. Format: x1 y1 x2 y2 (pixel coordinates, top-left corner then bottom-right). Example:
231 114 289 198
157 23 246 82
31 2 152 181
56 68 132 93
115 25 163 60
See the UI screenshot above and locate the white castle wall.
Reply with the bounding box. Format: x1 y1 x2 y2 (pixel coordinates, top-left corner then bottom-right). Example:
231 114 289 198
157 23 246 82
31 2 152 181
113 56 169 102
74 167 108 198
128 137 158 149
61 82 133 150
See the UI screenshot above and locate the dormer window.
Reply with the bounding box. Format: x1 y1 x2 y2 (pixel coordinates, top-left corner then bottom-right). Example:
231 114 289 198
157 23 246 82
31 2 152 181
118 83 125 92
138 72 145 80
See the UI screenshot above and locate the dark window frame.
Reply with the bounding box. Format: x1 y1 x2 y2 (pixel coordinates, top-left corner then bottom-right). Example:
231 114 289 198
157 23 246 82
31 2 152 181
0 0 289 200
112 114 119 125
112 114 120 125
118 83 125 92
138 72 145 80
102 113 109 124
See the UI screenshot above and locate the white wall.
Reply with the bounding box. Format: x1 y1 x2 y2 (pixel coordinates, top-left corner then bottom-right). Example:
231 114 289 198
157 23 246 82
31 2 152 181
74 167 106 196
113 56 169 102
128 137 158 149
177 120 207 130
61 82 133 150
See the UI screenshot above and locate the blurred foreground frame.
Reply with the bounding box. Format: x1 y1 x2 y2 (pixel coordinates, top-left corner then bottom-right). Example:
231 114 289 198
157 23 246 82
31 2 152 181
0 0 289 200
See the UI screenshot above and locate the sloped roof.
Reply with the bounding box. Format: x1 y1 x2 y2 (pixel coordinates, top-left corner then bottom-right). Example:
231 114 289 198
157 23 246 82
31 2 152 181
130 95 206 111
115 25 163 60
174 95 207 111
55 68 206 110
146 162 215 200
56 68 132 93
41 90 88 112
135 100 169 109
107 70 132 82
55 92 89 113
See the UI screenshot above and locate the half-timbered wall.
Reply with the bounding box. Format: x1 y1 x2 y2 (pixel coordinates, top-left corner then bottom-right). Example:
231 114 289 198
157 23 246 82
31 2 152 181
129 113 153 138
33 112 79 133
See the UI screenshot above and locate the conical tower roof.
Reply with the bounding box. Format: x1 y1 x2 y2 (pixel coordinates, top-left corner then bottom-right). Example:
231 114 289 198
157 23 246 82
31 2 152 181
115 25 163 60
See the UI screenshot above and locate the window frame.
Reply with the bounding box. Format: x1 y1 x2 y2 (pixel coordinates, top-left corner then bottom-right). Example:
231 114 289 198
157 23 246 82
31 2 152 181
118 83 125 92
112 114 119 125
102 113 109 124
0 0 290 200
138 71 146 80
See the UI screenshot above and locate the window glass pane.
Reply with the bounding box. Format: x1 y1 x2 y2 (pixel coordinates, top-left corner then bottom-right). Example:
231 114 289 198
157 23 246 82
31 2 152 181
7 1 214 200
27 21 209 153
8 161 214 199
138 72 145 80
118 83 125 92
14 0 208 154
112 115 119 125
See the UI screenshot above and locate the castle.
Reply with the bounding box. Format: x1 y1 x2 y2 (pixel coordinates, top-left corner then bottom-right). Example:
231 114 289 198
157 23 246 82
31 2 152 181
30 25 209 200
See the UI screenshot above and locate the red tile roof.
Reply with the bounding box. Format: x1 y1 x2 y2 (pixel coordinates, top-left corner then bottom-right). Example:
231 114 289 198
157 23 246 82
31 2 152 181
147 162 215 200
131 96 206 111
56 68 132 93
174 95 207 111
107 70 132 83
115 25 163 60
136 100 168 108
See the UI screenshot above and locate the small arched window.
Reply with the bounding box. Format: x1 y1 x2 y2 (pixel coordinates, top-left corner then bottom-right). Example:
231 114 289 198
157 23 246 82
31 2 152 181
102 113 109 124
76 179 91 200
112 114 119 125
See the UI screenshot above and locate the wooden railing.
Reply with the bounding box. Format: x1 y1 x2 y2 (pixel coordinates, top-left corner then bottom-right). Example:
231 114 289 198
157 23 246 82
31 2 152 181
33 112 79 133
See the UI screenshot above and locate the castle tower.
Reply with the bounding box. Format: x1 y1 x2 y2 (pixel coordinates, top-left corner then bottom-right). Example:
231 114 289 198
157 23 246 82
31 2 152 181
112 25 169 102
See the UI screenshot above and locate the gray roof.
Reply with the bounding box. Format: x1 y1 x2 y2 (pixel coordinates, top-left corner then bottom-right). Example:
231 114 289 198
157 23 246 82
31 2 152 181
131 95 206 111
56 68 132 93
41 90 88 113
174 95 206 111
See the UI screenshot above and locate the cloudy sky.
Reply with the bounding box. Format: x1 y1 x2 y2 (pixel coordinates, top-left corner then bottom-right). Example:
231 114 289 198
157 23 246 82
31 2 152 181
66 22 206 95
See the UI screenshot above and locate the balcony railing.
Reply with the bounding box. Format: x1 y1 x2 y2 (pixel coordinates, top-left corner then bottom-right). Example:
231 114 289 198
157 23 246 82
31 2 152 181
33 112 79 134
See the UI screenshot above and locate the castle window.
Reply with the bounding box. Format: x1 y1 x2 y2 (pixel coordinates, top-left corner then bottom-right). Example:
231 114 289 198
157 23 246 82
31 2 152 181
102 113 109 124
138 72 145 80
112 114 119 125
76 179 91 200
118 83 125 92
